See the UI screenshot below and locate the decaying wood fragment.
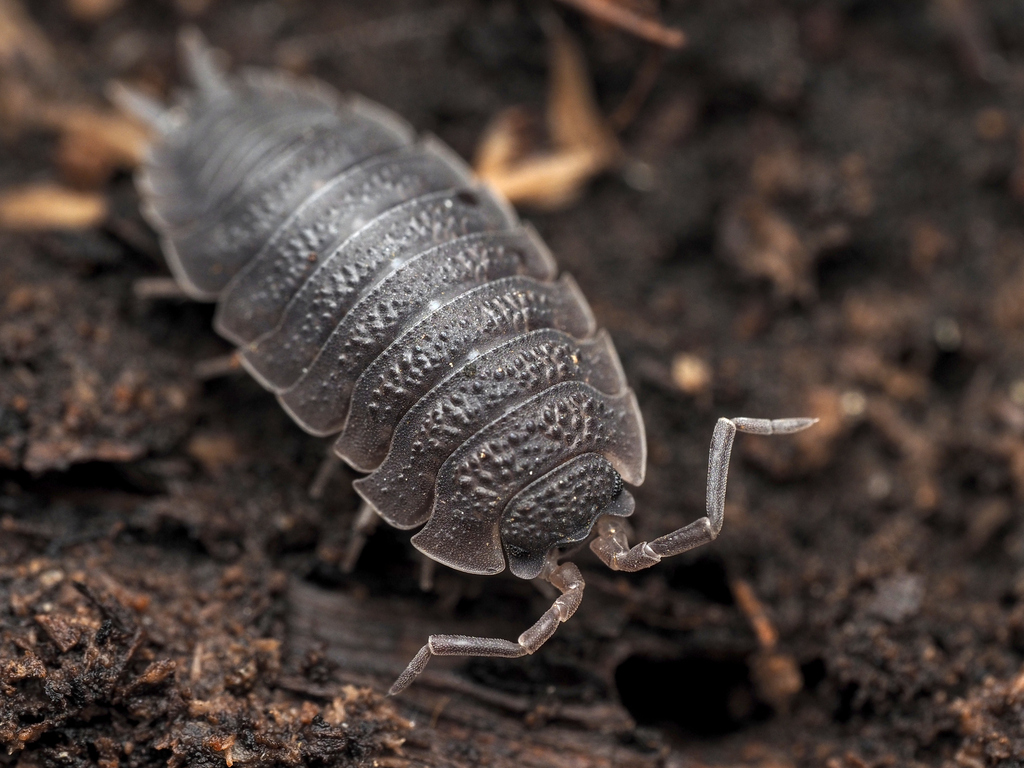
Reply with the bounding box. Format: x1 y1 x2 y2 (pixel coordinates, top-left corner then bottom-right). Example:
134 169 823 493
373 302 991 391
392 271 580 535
474 27 620 209
554 0 685 49
45 104 151 186
65 0 125 23
0 0 57 80
732 578 803 712
0 184 107 230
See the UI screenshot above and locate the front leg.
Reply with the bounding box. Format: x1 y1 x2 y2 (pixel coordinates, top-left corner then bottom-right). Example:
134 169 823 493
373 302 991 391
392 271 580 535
388 561 584 695
591 416 816 572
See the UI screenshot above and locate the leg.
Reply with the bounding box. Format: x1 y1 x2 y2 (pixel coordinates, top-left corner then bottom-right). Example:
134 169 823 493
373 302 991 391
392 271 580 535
341 502 379 573
192 352 242 381
591 416 816 572
418 555 436 592
131 280 245 381
308 449 342 500
388 561 584 695
133 277 192 301
107 83 176 134
178 28 230 99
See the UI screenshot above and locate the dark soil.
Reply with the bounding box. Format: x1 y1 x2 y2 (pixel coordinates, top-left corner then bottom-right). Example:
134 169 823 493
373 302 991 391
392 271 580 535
4 1 1024 766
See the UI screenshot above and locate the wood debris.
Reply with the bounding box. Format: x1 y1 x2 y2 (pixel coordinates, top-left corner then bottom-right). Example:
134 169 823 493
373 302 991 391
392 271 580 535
0 184 107 230
186 432 242 476
555 0 685 49
1 76 150 186
65 0 124 23
49 105 151 187
17 98 151 187
474 27 620 209
608 47 664 132
732 578 803 713
0 0 57 80
0 1 149 185
174 0 216 17
931 0 1005 82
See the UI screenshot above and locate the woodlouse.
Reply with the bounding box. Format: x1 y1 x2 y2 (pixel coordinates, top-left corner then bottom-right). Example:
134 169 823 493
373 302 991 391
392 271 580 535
116 30 816 696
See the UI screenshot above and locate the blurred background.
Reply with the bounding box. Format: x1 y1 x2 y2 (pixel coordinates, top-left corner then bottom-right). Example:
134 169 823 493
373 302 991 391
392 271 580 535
2 1 1024 766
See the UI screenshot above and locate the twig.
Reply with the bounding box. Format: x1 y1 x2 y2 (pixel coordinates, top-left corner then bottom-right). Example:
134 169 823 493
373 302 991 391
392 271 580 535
554 0 686 49
731 578 778 649
609 46 663 131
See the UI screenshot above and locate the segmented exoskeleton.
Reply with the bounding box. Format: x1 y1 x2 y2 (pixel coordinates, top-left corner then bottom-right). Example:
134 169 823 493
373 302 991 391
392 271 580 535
118 30 815 695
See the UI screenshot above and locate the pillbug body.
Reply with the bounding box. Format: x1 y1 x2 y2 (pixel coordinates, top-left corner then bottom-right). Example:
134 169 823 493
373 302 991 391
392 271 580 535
121 31 815 695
